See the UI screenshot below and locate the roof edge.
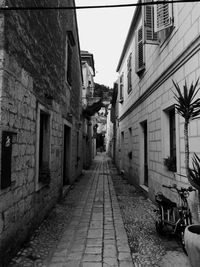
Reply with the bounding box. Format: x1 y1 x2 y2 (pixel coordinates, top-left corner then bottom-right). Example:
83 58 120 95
116 0 141 72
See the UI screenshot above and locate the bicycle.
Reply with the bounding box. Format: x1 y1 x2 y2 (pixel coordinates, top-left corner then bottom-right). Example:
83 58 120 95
154 183 195 251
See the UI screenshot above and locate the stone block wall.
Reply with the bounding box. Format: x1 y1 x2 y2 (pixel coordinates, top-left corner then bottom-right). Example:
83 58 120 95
0 0 82 263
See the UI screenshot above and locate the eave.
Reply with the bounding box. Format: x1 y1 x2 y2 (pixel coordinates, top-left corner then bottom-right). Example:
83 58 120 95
116 0 141 72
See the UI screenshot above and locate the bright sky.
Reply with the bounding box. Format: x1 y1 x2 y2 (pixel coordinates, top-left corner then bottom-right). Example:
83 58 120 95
75 0 136 88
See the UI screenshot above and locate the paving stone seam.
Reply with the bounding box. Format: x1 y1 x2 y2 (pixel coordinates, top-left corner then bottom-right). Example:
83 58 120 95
106 160 135 267
47 161 100 266
104 160 120 267
79 159 103 266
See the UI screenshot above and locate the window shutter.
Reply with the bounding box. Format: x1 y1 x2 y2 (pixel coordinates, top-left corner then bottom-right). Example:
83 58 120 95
154 0 173 32
135 26 145 73
143 0 158 43
67 44 72 85
119 74 124 100
127 54 132 93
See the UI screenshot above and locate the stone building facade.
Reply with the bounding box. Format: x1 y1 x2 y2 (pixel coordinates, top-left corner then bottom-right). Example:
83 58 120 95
0 0 82 263
115 0 200 223
81 51 96 168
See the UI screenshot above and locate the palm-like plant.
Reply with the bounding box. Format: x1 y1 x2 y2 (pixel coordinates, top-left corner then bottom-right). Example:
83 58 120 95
189 153 200 190
173 79 200 187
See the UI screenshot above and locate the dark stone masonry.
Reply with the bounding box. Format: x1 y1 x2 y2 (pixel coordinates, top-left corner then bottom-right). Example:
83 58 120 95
0 1 83 265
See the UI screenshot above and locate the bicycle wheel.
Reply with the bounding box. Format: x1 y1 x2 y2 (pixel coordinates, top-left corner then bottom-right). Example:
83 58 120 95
155 209 164 234
177 223 187 254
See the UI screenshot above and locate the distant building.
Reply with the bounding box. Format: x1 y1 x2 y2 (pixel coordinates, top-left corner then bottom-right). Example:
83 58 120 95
0 0 82 263
115 0 200 223
81 51 95 107
81 51 102 167
107 82 118 160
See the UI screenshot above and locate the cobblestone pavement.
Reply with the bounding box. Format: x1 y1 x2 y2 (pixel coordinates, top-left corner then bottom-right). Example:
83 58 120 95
7 153 191 267
8 153 133 267
108 160 191 267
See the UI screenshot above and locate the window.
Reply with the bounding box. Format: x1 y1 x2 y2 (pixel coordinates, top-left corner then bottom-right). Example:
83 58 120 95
163 106 177 172
66 43 72 85
135 26 145 74
129 127 132 145
169 108 176 159
76 131 80 166
127 53 132 94
121 131 125 169
128 128 132 159
142 0 158 44
1 131 16 189
65 31 75 86
154 0 174 43
119 73 124 103
154 0 173 33
37 108 51 185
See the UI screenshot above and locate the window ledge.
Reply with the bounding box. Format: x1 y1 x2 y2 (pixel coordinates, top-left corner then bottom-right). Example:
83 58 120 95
119 98 124 104
65 80 72 90
35 182 49 192
140 184 149 193
159 26 176 50
62 185 71 197
127 89 132 95
136 65 145 76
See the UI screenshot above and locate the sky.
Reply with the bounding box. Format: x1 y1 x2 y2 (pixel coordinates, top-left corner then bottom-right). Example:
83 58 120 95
75 0 137 88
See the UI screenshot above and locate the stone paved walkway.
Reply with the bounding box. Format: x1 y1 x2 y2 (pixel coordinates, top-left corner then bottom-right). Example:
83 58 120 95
8 153 192 267
109 160 191 267
9 153 134 267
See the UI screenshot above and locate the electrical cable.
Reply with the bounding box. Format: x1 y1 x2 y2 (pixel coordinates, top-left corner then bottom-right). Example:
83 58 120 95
0 0 200 11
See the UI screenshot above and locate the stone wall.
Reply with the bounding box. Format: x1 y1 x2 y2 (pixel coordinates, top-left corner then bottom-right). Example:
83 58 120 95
0 0 82 263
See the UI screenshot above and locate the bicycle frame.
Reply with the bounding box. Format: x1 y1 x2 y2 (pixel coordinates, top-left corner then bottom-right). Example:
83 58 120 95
155 184 194 235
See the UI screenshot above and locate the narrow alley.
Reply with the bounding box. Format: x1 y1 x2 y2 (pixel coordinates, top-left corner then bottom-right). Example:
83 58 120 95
8 153 190 267
1 1 200 267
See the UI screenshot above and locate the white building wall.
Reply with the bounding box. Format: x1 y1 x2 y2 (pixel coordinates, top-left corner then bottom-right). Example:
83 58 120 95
116 1 200 223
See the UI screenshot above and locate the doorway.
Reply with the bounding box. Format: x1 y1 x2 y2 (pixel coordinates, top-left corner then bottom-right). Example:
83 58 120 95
140 121 148 187
63 125 71 185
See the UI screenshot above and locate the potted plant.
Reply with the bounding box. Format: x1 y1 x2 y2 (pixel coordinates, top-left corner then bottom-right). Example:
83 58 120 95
188 153 200 191
173 78 200 186
173 78 200 265
184 224 200 267
164 156 177 172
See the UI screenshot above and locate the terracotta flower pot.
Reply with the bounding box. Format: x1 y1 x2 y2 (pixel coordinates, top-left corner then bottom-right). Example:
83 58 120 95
184 224 200 267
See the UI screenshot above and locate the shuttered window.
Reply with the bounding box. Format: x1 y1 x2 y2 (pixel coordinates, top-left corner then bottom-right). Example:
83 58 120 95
127 53 132 94
67 44 72 85
119 73 124 102
143 0 158 44
154 0 173 32
65 31 75 86
135 26 145 74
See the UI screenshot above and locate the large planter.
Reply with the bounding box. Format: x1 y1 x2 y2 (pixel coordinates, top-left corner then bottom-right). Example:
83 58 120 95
184 224 200 267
